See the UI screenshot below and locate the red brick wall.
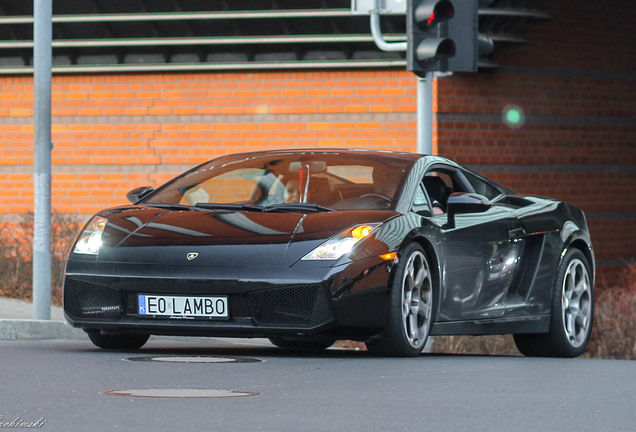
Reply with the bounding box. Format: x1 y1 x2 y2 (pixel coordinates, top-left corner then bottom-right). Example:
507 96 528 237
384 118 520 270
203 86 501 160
0 71 420 215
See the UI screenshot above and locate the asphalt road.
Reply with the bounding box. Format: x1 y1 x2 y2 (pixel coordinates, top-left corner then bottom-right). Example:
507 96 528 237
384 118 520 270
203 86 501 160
1 337 634 432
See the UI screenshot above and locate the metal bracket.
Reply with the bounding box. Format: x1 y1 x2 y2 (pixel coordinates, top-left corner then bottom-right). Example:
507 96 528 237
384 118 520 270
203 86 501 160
369 0 407 52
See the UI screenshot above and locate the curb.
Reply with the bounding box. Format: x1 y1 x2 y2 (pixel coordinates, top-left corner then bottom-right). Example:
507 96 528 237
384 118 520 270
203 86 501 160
0 319 85 341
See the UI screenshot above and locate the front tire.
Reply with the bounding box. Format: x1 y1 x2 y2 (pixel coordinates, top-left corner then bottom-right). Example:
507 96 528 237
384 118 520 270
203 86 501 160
514 249 594 357
366 243 434 357
86 329 150 350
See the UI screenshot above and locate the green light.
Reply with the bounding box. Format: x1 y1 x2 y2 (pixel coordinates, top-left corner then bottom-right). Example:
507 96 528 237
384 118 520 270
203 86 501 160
506 109 521 124
503 105 525 129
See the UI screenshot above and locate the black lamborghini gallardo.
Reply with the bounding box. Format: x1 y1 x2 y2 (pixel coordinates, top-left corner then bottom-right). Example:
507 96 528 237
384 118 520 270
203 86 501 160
64 149 594 357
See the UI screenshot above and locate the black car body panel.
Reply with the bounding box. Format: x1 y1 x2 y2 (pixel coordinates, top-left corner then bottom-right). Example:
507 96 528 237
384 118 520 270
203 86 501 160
64 149 594 345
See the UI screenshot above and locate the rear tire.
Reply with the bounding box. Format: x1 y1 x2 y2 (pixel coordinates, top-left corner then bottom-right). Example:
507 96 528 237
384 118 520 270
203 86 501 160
366 243 434 357
268 337 334 351
86 329 150 350
514 249 594 357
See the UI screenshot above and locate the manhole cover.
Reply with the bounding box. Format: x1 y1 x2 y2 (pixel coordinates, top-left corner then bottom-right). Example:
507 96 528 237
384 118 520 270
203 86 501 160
127 356 261 364
103 389 259 398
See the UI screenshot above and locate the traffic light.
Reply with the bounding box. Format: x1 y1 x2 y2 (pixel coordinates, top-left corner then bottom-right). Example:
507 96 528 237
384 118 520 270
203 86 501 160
407 0 481 75
407 0 456 76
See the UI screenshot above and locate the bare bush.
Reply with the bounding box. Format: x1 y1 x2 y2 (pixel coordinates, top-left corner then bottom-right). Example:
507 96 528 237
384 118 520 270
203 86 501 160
0 212 80 305
432 334 521 357
0 218 32 301
586 263 636 360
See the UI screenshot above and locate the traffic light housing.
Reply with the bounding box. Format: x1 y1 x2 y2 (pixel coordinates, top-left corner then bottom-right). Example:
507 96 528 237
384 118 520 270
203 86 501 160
407 0 480 75
446 0 480 72
407 0 455 76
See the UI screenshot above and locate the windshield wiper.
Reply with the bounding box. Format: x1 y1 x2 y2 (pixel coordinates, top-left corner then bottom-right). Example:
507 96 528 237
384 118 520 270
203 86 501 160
262 203 334 213
142 203 200 211
193 203 263 212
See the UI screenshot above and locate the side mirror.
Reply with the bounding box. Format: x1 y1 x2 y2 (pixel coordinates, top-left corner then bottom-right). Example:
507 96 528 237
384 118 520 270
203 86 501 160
446 193 491 228
126 186 155 204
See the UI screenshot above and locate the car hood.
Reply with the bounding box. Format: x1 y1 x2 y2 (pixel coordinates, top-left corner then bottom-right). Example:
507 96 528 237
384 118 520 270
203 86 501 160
96 206 398 267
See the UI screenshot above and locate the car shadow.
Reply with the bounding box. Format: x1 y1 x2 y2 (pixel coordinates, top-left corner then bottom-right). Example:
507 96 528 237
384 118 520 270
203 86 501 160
75 345 522 360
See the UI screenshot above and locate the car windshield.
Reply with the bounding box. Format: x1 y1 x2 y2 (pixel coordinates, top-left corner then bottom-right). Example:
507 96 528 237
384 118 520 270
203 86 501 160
143 152 415 211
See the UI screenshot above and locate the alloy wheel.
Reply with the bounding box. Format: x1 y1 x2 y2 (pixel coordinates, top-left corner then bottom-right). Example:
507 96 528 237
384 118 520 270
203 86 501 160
561 258 592 348
400 250 433 349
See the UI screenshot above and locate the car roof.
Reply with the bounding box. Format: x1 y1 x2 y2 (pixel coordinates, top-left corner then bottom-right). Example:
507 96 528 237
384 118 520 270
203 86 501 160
211 148 426 163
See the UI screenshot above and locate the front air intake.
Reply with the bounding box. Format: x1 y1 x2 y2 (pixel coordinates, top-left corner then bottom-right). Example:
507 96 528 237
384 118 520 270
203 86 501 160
64 279 123 319
247 285 333 328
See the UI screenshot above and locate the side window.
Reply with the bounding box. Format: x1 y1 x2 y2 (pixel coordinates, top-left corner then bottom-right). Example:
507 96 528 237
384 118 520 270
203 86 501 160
412 182 431 215
423 171 455 213
462 170 502 200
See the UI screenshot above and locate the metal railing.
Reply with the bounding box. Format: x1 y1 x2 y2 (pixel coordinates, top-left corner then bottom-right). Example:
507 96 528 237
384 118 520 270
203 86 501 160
0 3 550 74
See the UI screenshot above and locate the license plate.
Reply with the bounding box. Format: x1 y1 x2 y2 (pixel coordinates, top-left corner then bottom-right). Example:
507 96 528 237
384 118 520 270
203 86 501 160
138 294 229 319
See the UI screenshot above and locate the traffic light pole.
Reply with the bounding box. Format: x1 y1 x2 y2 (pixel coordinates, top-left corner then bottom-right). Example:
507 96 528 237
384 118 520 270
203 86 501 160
417 72 434 155
33 0 53 320
367 0 434 155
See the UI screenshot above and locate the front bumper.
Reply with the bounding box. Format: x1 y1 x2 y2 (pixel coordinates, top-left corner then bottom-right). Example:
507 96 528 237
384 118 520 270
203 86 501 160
63 257 394 339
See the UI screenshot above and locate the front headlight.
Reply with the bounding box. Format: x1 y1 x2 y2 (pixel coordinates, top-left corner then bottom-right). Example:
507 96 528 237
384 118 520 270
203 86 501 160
73 216 108 255
302 224 380 261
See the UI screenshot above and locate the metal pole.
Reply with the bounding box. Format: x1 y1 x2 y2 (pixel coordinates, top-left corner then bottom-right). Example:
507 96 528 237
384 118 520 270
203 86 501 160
424 71 434 155
369 0 407 52
32 0 52 320
416 71 434 155
417 71 436 354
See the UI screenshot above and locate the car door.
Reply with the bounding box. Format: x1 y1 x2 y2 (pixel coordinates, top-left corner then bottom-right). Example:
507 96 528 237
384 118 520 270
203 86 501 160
423 167 524 321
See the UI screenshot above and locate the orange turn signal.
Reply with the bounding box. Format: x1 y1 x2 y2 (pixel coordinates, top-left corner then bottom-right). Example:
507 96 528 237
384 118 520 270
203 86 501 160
351 225 373 239
379 251 397 261
94 217 107 232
